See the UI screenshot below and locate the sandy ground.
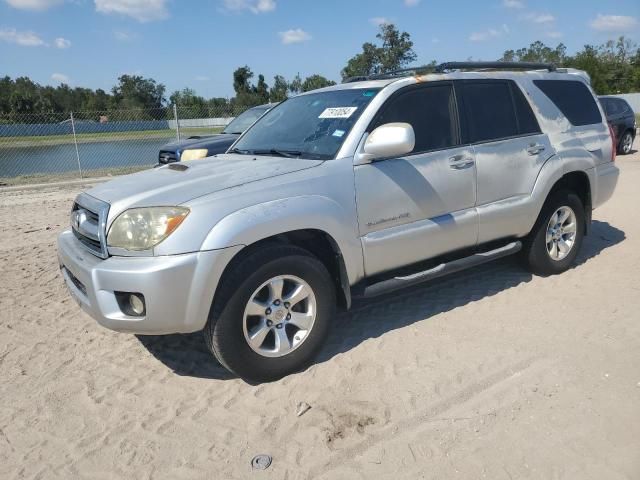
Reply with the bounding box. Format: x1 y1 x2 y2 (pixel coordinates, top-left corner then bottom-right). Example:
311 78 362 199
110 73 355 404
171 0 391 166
1 153 639 480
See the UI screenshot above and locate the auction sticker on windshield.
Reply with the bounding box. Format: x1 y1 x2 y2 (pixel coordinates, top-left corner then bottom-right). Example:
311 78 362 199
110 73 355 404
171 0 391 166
319 107 358 119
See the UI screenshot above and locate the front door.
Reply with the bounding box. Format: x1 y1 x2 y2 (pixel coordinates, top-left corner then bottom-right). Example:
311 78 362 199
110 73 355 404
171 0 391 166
354 82 478 276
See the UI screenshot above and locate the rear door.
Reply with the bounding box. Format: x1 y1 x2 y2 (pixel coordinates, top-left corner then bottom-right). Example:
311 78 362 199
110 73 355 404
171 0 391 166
457 79 552 243
354 82 478 276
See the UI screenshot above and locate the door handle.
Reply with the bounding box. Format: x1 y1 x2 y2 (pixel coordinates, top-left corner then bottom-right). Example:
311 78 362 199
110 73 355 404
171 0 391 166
526 144 545 155
449 154 475 169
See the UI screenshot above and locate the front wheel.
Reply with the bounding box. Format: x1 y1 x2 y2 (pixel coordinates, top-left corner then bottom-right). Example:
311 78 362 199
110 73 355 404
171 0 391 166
522 190 585 276
204 244 336 382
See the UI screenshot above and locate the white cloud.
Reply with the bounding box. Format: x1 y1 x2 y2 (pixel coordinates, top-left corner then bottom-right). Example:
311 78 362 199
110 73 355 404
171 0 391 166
278 28 311 45
95 0 169 22
113 30 136 41
546 31 563 39
0 28 46 46
502 0 524 8
589 14 638 32
469 24 508 42
195 75 210 81
223 0 275 14
3 0 63 10
51 72 70 83
404 0 419 6
369 17 390 26
54 37 71 48
432 37 440 44
521 12 555 24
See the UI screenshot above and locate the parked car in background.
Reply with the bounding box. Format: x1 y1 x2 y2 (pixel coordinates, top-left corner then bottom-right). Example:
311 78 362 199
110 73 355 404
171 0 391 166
157 103 274 164
59 62 619 382
599 96 636 155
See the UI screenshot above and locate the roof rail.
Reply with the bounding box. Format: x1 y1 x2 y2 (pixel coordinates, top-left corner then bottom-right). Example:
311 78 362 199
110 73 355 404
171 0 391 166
435 61 557 72
342 61 557 83
342 65 437 83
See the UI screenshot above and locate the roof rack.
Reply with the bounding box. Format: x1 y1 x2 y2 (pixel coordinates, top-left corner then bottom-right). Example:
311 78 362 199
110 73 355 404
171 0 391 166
342 61 557 83
435 61 556 72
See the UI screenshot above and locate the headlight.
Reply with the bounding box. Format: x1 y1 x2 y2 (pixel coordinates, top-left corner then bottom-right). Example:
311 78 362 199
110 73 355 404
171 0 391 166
107 207 190 251
180 149 208 161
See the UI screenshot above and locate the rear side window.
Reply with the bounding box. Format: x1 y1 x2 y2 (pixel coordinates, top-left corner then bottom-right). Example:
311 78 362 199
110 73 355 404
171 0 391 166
371 84 458 154
511 84 541 135
458 81 518 143
534 80 602 126
616 99 632 114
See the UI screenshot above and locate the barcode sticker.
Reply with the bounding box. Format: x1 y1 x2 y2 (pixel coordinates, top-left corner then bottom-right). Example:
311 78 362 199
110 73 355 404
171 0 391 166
319 107 357 119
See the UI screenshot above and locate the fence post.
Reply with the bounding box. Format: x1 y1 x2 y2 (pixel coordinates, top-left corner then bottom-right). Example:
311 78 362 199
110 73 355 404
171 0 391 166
70 111 83 179
173 104 181 141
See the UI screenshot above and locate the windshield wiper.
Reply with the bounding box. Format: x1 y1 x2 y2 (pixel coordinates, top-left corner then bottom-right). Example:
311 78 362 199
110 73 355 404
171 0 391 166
251 149 303 158
227 147 251 155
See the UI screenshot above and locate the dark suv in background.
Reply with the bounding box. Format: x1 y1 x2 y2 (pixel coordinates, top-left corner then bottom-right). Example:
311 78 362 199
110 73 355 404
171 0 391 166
158 103 274 164
599 96 636 155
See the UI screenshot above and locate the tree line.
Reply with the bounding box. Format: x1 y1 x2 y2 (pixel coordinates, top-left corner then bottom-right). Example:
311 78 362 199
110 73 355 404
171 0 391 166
1 23 639 120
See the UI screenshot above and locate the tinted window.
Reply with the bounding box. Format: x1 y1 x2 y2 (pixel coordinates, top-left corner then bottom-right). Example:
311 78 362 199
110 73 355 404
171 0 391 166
511 84 541 135
534 80 601 126
371 84 458 153
615 99 632 114
459 81 518 143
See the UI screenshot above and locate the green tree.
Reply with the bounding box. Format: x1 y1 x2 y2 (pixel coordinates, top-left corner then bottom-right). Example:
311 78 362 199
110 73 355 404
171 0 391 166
341 23 417 80
256 74 270 103
501 41 567 64
301 74 336 92
288 74 303 95
269 75 289 103
111 74 166 111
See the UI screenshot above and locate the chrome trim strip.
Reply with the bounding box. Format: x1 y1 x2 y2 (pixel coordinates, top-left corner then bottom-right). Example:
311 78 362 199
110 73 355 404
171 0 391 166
73 192 110 259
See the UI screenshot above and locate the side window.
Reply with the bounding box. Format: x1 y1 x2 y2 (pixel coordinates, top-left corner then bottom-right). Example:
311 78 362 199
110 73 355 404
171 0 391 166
371 84 458 154
511 83 541 135
459 81 518 143
616 99 631 114
603 98 619 116
533 80 602 126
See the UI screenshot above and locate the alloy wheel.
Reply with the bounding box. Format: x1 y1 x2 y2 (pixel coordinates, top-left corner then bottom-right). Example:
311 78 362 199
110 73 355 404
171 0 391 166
242 275 317 358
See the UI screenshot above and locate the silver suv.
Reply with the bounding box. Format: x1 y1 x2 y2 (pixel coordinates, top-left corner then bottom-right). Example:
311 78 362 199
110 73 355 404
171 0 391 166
58 62 619 382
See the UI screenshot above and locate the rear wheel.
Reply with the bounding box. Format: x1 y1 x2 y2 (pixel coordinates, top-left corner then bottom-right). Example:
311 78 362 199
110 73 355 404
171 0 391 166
204 244 335 382
522 190 585 276
618 131 633 155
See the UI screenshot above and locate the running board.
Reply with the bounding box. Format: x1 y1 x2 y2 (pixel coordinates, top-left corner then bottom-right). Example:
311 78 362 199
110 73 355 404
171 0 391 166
361 241 522 298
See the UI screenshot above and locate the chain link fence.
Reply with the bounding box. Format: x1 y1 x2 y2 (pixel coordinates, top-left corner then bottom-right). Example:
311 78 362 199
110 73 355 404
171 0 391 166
0 105 249 185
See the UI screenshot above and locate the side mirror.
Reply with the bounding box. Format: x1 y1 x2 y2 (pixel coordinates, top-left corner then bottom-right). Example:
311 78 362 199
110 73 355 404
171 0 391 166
357 122 415 163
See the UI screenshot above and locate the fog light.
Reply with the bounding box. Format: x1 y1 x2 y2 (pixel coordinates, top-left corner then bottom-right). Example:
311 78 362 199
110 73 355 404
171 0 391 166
129 294 145 315
115 291 146 317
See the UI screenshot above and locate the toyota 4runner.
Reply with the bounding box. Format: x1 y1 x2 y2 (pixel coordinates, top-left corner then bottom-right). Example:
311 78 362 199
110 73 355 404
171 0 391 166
58 62 619 382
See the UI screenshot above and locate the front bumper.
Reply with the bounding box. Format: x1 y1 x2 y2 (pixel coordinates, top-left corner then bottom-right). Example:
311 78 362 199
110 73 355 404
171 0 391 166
57 229 242 334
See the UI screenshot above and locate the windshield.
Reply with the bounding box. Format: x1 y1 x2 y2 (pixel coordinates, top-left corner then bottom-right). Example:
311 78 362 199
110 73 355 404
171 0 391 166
222 106 269 134
232 88 380 160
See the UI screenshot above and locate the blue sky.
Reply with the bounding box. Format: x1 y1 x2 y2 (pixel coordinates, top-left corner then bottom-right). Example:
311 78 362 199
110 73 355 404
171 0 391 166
1 0 639 98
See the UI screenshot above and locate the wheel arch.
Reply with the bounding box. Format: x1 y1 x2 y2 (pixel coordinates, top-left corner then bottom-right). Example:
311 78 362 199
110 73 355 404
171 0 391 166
535 169 593 236
210 229 352 317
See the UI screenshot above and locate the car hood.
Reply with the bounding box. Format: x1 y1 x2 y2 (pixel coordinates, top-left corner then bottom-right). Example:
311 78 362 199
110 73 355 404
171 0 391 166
161 133 239 152
87 154 324 220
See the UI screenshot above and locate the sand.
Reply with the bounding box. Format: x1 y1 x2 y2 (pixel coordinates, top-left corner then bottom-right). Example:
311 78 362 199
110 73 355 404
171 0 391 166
1 152 639 479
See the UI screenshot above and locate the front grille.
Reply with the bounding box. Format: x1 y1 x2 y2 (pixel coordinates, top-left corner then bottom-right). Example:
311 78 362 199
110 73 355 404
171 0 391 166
158 150 178 164
71 193 110 259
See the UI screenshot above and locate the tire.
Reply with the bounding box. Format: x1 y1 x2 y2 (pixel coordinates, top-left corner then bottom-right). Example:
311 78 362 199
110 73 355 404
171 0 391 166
521 189 585 276
617 130 633 155
204 244 336 382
